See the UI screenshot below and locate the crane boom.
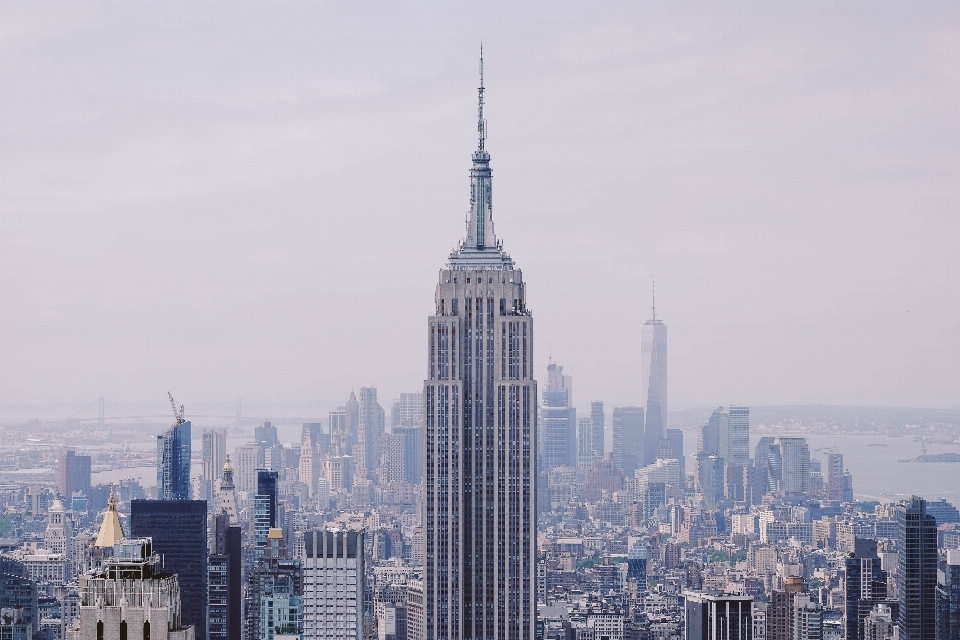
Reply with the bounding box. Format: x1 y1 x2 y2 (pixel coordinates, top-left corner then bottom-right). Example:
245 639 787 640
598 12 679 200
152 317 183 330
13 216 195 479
167 391 185 425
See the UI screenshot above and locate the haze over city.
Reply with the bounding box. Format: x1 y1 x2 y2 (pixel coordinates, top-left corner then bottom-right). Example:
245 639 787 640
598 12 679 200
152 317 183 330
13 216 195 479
3 2 959 412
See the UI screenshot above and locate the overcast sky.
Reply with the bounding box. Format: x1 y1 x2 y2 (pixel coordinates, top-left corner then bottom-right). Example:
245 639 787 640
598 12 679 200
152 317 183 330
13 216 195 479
2 1 959 413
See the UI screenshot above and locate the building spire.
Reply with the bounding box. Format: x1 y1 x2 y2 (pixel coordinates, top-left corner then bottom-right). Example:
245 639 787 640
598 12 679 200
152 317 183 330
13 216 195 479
652 276 657 323
478 43 486 151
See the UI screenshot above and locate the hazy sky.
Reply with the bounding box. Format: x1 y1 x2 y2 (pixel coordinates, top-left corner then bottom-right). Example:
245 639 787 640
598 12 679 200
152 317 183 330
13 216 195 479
2 2 959 412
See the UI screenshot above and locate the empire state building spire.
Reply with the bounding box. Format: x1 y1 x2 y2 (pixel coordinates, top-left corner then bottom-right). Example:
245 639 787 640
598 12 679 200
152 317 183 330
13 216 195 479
449 47 513 269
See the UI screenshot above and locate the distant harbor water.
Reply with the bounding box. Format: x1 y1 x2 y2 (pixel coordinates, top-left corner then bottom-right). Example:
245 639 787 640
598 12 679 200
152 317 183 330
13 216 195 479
750 432 960 506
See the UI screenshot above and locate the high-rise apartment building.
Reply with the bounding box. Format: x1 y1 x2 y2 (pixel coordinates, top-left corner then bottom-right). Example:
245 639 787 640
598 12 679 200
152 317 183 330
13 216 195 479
897 496 938 640
612 407 644 477
641 289 667 467
130 499 208 639
590 401 605 459
301 530 365 639
157 420 191 500
57 450 91 499
845 538 888 640
794 593 824 640
776 437 811 496
541 362 576 469
422 56 537 640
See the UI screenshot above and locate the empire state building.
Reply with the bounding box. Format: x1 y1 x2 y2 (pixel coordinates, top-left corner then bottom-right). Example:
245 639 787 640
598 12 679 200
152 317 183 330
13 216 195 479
423 55 537 640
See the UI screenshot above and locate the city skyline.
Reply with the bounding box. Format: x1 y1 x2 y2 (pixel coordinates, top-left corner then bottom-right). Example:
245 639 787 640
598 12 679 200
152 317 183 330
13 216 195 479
3 3 960 409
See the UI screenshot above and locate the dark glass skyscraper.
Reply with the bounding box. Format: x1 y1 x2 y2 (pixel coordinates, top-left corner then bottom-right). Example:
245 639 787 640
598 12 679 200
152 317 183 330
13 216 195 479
845 538 888 640
130 499 207 639
936 550 960 640
423 53 537 640
156 419 191 500
208 512 242 640
897 496 938 640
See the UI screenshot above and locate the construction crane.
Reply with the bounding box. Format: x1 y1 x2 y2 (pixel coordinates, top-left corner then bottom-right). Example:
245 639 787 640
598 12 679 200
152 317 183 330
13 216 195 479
168 391 185 425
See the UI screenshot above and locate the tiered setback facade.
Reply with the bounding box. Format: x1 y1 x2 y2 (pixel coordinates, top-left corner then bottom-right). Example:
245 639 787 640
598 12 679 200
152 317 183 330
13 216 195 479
423 62 537 640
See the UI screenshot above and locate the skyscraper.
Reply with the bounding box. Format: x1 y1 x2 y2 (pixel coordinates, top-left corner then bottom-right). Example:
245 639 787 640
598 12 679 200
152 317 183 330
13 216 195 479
207 512 242 640
728 406 750 467
423 53 537 640
357 387 385 477
897 496 938 640
641 285 667 466
57 450 91 499
590 401 605 459
130 499 208 639
255 469 279 551
612 407 644 476
936 550 960 640
301 530 365 639
845 538 888 640
202 428 227 485
541 362 576 469
577 416 595 468
157 419 191 501
776 437 811 496
684 592 753 640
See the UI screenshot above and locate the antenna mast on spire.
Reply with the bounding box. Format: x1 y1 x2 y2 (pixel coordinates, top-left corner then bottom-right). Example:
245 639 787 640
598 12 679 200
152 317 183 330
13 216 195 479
478 44 486 151
652 277 657 323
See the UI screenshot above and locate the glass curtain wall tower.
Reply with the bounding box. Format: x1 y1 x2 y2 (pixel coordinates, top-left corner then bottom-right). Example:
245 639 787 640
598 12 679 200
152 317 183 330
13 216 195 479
423 52 537 640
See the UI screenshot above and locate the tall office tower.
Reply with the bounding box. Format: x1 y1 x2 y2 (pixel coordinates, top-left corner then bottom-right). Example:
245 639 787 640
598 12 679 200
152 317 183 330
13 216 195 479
695 454 725 509
207 512 242 640
202 428 227 484
423 56 537 640
794 593 824 640
157 418 191 500
395 424 425 484
612 407 644 476
395 392 425 428
666 428 685 487
641 286 667 467
234 442 264 493
684 592 753 640
768 576 805 640
326 414 354 493
590 401 605 458
775 437 811 496
66 538 194 640
845 538 889 640
898 496 939 640
577 416 595 468
937 550 960 640
57 450 91 499
345 391 360 450
301 530 365 639
542 362 576 468
699 407 723 456
826 453 845 502
215 456 239 523
256 420 279 447
130 499 208 639
728 406 750 467
300 431 321 498
44 499 72 576
357 387 385 477
255 470 279 551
